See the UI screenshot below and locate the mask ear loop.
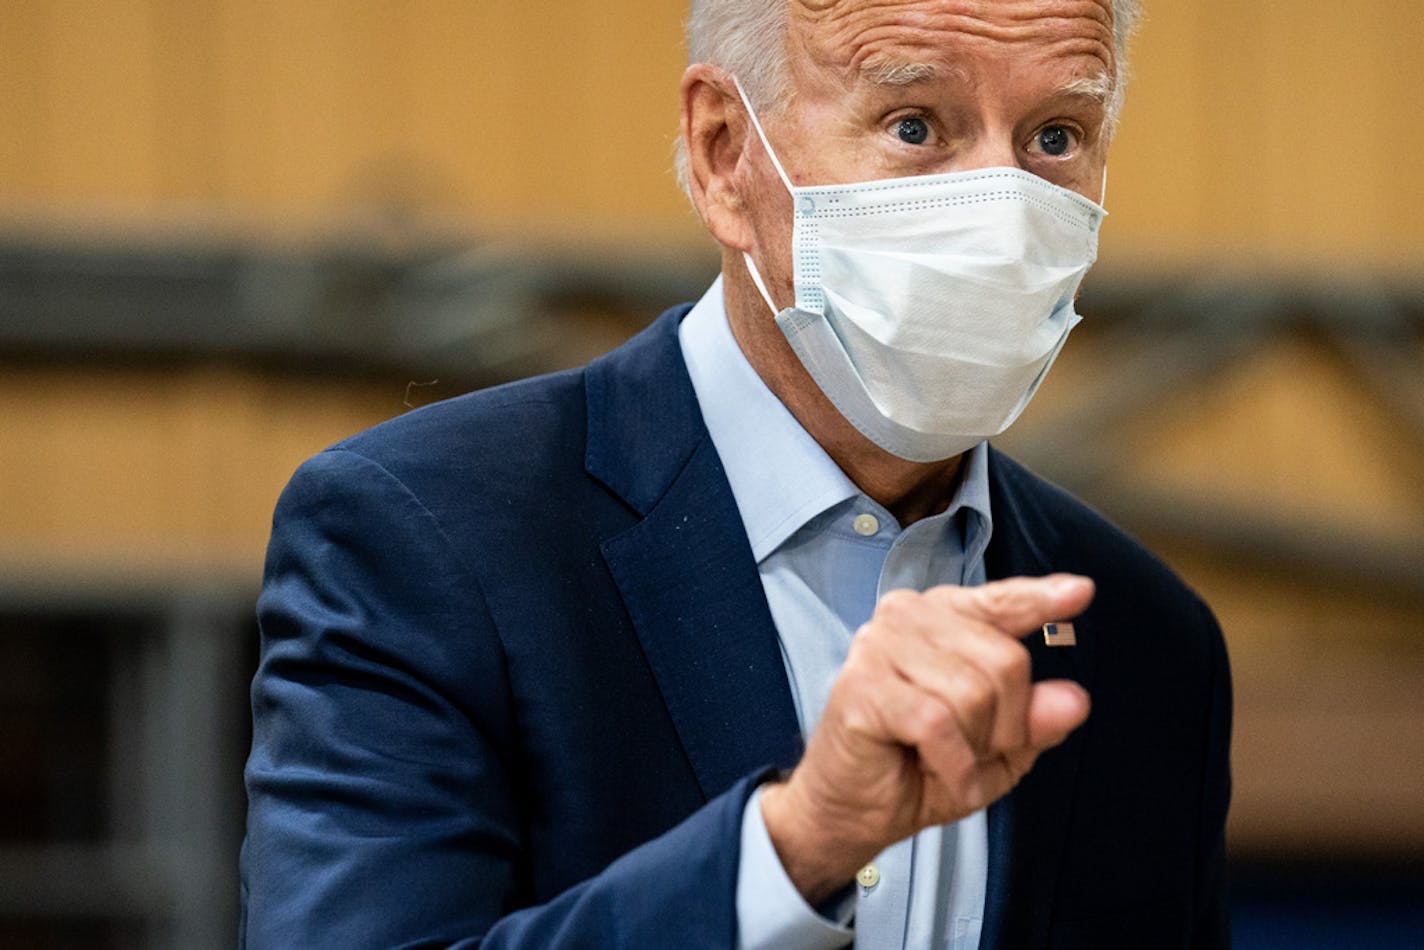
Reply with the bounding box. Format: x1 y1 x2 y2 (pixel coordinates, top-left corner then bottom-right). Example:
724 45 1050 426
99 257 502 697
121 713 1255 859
731 76 793 317
732 77 795 194
742 252 779 316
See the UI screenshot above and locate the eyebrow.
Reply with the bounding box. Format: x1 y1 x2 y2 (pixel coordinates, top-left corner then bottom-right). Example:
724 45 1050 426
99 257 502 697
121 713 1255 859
1054 74 1114 104
858 61 1112 105
859 58 938 86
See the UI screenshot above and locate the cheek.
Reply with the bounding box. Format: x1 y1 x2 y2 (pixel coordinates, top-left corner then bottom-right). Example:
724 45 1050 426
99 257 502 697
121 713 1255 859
1049 138 1110 204
741 159 796 261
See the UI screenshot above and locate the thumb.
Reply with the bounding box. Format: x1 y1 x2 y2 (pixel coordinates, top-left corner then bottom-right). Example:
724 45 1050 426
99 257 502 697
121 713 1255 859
1027 679 1091 750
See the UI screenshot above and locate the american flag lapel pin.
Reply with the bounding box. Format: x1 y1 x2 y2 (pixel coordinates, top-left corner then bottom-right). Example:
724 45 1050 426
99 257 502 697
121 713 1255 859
1042 622 1077 647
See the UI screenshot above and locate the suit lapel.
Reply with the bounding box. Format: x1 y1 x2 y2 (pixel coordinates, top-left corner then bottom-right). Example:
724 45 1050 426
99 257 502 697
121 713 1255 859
981 450 1097 949
587 310 802 802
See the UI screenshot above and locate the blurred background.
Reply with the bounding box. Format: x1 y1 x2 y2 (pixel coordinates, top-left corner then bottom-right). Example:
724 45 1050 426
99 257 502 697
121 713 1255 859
0 1 1420 947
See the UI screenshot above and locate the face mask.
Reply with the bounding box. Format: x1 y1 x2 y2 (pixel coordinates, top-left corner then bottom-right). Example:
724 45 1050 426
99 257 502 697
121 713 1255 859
736 82 1107 462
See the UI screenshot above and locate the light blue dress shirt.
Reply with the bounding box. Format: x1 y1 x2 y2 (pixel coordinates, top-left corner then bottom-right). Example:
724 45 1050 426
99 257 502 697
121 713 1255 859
678 277 994 950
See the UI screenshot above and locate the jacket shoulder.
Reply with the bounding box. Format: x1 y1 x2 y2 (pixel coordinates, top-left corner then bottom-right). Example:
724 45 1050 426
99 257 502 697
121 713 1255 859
312 303 695 499
988 449 1214 617
336 367 586 473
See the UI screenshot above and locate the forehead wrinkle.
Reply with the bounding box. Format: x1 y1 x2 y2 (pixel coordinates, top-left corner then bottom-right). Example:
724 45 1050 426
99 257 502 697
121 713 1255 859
793 0 1115 36
791 1 1116 83
838 23 977 88
925 14 1114 68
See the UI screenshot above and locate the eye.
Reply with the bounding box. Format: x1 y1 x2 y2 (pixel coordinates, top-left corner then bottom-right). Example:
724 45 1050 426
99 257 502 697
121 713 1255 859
894 116 930 145
1032 125 1076 157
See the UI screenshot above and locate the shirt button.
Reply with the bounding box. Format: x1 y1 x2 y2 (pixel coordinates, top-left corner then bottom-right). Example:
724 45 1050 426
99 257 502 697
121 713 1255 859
854 860 877 894
852 513 880 537
856 863 881 889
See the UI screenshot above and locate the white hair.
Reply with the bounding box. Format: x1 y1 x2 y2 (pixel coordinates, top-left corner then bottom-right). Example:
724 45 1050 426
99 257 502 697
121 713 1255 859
675 0 1142 189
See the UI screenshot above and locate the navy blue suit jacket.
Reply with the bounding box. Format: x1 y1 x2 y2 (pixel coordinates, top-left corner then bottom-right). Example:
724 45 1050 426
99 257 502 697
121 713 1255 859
241 305 1231 948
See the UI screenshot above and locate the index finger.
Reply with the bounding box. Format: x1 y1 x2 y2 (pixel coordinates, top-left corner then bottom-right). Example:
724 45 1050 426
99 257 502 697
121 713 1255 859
928 574 1095 637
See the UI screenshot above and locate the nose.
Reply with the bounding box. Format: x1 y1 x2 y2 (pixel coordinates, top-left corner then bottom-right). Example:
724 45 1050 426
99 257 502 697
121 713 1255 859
952 132 1020 173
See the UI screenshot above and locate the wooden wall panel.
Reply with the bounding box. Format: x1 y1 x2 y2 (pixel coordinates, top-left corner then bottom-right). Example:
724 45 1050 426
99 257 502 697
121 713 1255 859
214 1 376 220
1106 0 1424 271
0 365 410 580
32 0 161 209
0 1 1420 262
0 3 48 200
1117 338 1424 541
149 0 226 206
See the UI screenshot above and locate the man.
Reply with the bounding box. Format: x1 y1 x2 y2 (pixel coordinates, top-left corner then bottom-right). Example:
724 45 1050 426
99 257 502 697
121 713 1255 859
242 1 1230 947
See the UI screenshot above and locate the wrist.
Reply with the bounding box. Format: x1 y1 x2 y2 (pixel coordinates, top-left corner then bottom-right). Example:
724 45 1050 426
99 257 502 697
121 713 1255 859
758 778 877 906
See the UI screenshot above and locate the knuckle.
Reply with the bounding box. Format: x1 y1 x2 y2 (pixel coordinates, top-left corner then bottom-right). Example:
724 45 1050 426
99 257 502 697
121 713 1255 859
977 583 1019 616
840 701 877 739
914 700 954 742
965 661 997 700
939 749 979 792
844 631 887 674
987 641 1032 683
849 626 885 666
924 584 964 609
959 682 995 726
949 668 996 726
876 588 919 620
837 647 874 690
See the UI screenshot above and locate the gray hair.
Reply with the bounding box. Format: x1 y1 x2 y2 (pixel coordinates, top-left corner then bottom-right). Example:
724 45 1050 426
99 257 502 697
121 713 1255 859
676 0 1141 189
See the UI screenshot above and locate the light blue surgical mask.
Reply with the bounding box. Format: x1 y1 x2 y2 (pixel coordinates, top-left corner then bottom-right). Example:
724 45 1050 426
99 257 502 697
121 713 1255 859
737 80 1107 462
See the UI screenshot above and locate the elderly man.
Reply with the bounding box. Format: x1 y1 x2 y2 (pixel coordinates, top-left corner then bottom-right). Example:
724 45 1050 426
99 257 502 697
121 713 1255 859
242 1 1230 947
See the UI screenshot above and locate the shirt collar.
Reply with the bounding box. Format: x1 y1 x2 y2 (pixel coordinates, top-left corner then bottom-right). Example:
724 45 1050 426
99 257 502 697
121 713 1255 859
678 276 992 562
952 435 993 569
679 277 857 561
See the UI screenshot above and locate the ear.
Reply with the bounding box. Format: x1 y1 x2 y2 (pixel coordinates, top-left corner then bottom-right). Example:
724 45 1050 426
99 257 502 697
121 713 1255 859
680 64 756 252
